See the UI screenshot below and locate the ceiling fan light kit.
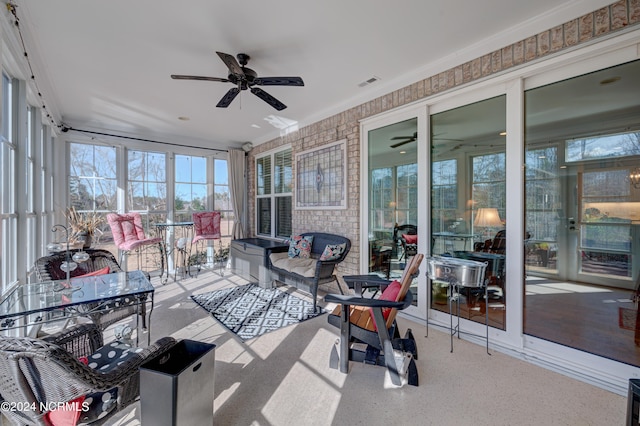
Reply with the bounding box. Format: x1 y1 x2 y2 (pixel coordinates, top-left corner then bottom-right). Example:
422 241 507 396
171 51 304 111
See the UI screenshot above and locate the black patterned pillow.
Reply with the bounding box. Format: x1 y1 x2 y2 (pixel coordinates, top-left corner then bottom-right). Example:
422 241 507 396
319 243 346 261
77 342 144 424
288 235 314 258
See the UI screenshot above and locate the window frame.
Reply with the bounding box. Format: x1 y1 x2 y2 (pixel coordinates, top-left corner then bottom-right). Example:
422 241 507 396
255 147 292 239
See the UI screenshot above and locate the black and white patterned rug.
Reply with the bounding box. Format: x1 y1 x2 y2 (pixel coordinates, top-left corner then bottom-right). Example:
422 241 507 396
191 284 324 341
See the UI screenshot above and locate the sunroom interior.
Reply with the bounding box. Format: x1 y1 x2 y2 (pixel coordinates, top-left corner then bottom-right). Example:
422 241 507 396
2 1 640 421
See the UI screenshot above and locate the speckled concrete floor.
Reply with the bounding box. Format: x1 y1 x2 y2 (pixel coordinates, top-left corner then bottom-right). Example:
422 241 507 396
108 269 626 426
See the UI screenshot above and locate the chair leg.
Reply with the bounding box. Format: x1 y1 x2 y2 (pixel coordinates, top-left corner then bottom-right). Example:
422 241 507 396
311 285 319 313
120 250 129 271
407 357 419 386
338 304 351 374
330 340 340 370
371 308 402 386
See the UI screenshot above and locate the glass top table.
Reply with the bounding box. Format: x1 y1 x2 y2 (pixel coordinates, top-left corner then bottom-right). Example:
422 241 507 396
0 270 155 344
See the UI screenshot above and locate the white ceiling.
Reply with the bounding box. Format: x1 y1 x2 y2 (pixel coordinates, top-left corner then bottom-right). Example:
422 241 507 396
16 0 613 152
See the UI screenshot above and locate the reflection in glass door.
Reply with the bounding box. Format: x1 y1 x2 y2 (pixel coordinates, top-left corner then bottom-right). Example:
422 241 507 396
430 95 507 331
524 59 640 367
367 118 418 303
573 165 638 288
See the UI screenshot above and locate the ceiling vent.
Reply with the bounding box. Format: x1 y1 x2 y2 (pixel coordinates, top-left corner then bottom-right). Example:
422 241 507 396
358 76 380 88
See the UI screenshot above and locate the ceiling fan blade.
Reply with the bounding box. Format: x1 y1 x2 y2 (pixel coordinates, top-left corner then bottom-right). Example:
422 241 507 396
253 76 304 86
391 132 418 140
171 74 230 83
216 87 240 108
216 51 244 77
250 87 287 111
390 139 415 148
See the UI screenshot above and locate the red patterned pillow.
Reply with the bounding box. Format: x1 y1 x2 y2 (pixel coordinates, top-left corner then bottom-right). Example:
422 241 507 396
319 243 346 261
402 234 417 245
287 235 314 258
78 266 110 277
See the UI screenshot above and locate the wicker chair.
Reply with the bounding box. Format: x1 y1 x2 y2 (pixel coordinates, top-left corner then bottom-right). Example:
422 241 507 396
393 224 417 261
0 323 175 425
34 249 147 331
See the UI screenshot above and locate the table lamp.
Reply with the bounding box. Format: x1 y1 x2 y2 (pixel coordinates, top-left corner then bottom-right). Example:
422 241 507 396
474 207 502 240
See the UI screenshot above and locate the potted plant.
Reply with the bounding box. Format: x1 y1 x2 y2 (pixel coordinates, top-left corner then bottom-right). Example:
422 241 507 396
67 207 104 248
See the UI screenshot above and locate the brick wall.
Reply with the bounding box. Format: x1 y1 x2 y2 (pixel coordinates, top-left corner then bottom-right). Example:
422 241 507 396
248 0 640 280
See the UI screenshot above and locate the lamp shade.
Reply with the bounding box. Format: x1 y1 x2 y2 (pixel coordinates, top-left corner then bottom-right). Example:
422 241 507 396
474 208 502 228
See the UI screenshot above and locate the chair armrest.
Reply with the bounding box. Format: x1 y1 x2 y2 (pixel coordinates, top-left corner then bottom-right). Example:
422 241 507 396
324 293 405 309
60 336 178 392
343 274 391 289
93 337 177 385
42 323 104 358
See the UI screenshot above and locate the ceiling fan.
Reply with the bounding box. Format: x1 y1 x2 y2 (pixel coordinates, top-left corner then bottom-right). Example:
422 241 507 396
390 131 463 148
390 132 417 148
171 51 304 111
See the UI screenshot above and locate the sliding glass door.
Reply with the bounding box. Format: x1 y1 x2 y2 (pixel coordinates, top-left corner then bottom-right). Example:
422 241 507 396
430 95 507 330
524 59 640 366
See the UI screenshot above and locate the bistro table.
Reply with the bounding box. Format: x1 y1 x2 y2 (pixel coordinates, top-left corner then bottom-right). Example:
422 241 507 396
154 221 194 282
0 270 155 345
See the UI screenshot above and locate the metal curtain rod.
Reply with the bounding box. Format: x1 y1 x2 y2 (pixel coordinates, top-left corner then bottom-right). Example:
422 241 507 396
63 126 229 153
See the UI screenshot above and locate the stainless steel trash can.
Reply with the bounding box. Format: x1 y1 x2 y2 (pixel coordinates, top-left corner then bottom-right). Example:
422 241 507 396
140 339 215 426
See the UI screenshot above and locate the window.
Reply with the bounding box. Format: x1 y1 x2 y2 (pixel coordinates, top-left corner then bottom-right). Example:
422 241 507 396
431 159 458 234
370 167 393 231
127 150 167 226
396 163 418 225
566 131 640 162
256 148 292 238
24 107 36 268
175 154 207 221
69 143 118 212
213 158 233 237
525 146 560 270
472 152 506 218
369 164 418 231
1 72 17 291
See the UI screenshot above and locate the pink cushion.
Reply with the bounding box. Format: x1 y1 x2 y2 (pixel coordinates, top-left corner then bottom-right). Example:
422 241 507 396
45 357 89 426
192 211 221 243
402 234 417 245
369 280 402 330
107 212 149 250
119 237 162 251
